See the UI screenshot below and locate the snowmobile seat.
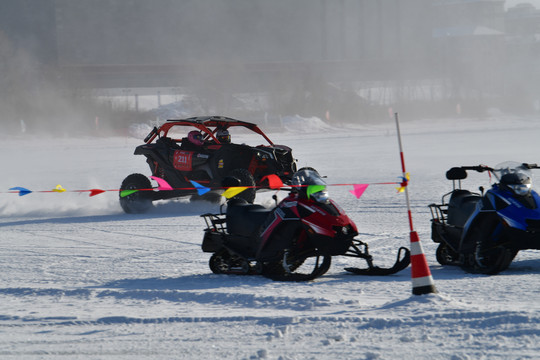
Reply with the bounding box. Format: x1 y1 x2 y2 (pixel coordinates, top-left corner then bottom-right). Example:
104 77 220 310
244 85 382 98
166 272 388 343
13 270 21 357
446 167 467 180
226 198 273 237
447 189 481 227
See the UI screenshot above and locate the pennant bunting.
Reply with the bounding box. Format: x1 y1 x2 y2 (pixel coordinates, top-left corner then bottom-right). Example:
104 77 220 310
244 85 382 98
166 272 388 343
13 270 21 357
349 184 369 199
222 187 248 199
3 173 410 201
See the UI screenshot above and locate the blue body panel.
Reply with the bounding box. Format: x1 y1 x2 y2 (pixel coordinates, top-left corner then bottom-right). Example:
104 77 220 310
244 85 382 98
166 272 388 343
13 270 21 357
462 186 540 242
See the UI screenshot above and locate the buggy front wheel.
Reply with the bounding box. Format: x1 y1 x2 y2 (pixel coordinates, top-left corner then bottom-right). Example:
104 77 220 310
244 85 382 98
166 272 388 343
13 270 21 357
119 173 153 214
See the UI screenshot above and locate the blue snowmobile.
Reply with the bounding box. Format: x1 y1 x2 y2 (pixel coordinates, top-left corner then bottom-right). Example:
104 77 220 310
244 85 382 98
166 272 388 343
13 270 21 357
429 161 540 274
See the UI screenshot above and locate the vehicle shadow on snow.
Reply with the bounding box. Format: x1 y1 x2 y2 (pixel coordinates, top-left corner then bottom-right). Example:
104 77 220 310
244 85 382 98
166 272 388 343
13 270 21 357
95 269 413 293
429 258 540 280
95 274 272 291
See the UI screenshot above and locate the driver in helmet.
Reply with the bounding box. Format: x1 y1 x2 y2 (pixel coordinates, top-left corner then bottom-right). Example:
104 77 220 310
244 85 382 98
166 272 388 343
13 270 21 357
216 128 231 144
181 130 204 150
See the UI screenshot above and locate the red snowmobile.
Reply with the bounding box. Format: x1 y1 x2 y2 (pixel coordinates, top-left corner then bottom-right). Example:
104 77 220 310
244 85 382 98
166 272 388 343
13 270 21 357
201 168 410 281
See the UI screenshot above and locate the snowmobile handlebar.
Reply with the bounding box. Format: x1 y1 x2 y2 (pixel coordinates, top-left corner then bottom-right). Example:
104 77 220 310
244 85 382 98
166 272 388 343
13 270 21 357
523 163 540 170
462 163 539 172
461 165 492 173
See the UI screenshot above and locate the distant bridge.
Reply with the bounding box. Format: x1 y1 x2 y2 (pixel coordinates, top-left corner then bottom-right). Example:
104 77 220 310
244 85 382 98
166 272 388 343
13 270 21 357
58 60 429 91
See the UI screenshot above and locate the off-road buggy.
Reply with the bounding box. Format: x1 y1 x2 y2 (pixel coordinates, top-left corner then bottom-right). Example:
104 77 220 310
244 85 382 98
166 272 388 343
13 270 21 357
119 116 297 213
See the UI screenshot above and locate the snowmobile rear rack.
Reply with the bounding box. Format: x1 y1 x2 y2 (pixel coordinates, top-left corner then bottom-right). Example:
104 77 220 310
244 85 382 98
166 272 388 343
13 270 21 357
201 213 227 233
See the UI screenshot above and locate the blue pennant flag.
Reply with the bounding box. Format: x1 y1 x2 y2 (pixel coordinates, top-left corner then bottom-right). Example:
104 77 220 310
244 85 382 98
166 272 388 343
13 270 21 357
190 180 211 196
9 187 33 196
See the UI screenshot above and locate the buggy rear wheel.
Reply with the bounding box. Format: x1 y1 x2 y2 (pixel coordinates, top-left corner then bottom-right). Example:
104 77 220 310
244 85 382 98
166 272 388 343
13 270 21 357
227 168 256 203
119 173 153 214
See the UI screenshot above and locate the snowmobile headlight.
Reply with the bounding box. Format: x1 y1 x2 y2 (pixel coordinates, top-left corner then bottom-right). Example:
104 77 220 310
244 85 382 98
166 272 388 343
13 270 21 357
311 190 330 203
508 183 531 196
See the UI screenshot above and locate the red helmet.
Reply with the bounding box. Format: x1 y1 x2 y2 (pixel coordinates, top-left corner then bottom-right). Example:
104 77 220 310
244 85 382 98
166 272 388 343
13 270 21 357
188 130 203 146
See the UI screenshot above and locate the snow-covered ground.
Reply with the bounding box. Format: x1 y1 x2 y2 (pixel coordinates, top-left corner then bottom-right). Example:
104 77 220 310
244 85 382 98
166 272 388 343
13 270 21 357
1 114 539 359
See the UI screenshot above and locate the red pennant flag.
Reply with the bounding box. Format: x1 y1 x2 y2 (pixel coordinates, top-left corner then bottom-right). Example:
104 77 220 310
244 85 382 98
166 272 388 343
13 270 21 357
89 189 106 197
262 174 284 190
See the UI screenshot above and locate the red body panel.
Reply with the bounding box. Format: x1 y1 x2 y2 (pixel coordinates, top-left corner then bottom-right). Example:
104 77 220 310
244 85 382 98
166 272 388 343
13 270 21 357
259 193 358 244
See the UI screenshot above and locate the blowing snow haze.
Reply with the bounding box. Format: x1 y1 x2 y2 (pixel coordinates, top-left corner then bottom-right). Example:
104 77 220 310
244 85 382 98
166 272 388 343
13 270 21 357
1 0 540 134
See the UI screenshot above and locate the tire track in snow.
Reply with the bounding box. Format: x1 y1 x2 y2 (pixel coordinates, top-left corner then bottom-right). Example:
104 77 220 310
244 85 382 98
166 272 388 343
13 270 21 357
75 223 200 247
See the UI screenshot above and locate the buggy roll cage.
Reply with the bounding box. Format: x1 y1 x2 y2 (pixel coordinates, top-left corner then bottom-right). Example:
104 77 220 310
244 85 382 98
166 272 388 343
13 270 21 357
143 116 275 146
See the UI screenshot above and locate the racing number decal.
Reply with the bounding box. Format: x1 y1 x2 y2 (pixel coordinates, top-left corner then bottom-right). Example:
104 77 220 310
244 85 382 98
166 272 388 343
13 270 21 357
173 150 194 171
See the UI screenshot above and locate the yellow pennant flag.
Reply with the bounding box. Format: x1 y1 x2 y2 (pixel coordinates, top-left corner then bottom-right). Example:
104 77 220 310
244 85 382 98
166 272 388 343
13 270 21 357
52 184 66 193
222 187 248 199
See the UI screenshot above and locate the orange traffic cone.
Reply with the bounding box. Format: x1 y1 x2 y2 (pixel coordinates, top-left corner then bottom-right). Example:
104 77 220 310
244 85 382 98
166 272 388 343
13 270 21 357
410 231 437 295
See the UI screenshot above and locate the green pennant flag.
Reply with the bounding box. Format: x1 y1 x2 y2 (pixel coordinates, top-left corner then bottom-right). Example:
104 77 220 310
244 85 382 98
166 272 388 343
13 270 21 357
306 185 326 199
120 189 139 198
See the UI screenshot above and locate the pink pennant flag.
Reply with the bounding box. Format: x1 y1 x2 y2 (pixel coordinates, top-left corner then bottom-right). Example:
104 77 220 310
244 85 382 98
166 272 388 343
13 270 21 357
150 176 173 191
349 184 369 199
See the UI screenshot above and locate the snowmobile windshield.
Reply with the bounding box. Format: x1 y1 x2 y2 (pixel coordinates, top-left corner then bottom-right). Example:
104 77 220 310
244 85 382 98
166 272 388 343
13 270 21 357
291 169 329 203
493 161 533 196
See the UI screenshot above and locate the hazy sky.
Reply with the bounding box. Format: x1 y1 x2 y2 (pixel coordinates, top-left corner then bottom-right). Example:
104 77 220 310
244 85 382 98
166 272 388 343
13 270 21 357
506 0 540 8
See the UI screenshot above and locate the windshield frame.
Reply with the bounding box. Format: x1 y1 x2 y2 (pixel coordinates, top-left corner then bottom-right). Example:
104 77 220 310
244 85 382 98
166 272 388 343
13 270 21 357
492 161 533 184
